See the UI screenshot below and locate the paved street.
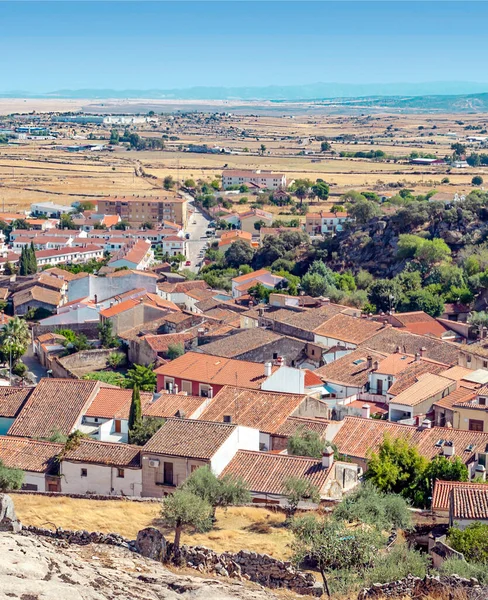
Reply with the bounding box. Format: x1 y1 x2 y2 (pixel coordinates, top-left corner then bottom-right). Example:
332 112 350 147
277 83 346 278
184 199 212 273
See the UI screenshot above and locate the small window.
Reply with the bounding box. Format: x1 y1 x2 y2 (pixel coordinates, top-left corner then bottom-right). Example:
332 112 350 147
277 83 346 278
223 415 232 423
479 397 487 406
117 468 125 478
81 468 88 477
484 361 488 369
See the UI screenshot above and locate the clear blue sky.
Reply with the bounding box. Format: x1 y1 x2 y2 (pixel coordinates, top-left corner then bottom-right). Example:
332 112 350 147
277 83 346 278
1 1 488 92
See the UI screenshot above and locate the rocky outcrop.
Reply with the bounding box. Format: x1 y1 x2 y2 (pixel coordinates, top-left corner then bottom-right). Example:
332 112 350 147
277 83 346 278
0 532 277 599
0 494 22 533
136 527 167 561
357 574 485 599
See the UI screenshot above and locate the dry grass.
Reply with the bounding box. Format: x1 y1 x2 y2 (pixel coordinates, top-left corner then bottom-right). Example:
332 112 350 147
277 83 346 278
12 495 292 559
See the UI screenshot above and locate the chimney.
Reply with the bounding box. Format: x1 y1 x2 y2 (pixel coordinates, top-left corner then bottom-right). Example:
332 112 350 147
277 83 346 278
207 386 213 399
475 464 486 481
264 362 273 377
366 356 373 369
395 346 401 353
382 319 389 328
420 347 426 358
443 441 455 456
421 418 432 429
322 445 334 469
415 352 420 362
322 297 330 305
373 360 379 371
175 409 185 419
174 384 179 394
94 294 98 304
361 404 371 419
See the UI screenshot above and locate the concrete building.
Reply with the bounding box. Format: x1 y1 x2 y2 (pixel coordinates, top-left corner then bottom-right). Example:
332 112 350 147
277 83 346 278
305 211 350 235
97 195 188 227
30 202 76 218
222 170 286 190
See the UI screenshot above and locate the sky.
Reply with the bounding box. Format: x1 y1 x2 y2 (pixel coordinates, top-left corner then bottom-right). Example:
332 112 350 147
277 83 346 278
1 1 488 92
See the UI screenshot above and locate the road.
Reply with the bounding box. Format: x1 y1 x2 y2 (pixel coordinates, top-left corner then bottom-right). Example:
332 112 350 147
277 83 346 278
183 198 212 273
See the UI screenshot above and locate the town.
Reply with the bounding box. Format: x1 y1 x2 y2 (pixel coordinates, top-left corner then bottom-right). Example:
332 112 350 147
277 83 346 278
1 2 488 597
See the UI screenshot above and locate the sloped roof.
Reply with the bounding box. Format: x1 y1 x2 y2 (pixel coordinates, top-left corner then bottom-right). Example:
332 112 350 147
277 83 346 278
143 418 237 459
12 286 61 308
154 352 275 389
315 348 387 387
199 386 306 434
314 314 385 345
198 328 282 358
451 487 488 521
387 360 449 396
0 435 62 474
0 387 33 418
389 373 454 408
63 439 141 468
143 392 207 419
432 480 488 512
221 450 332 496
85 388 152 420
273 416 332 438
8 378 100 438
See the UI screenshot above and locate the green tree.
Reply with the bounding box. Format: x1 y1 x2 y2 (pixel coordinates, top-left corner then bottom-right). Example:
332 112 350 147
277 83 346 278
224 240 255 268
291 516 378 597
107 351 125 369
126 363 156 391
402 289 445 317
320 141 331 152
287 426 324 459
365 435 428 506
451 142 466 157
283 476 321 523
128 385 142 441
28 242 37 274
367 279 401 313
348 199 381 224
259 143 266 156
109 129 119 145
161 489 212 553
98 320 118 348
183 465 250 522
163 175 175 190
59 213 76 230
0 460 24 491
167 343 184 360
311 180 330 201
130 417 165 446
472 175 484 186
294 183 308 207
0 316 30 365
449 522 488 564
78 201 95 212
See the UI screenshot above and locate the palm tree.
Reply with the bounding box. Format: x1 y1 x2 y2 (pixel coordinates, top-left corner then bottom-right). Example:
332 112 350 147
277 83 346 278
0 317 30 366
294 184 308 207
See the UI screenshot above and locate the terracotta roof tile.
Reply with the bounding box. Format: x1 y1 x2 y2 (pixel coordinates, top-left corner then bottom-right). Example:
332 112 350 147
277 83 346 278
273 416 332 438
315 348 387 387
221 450 333 496
315 314 386 345
232 269 270 284
199 328 282 359
432 387 476 410
155 352 275 389
143 418 237 459
143 331 195 353
85 388 152 420
432 480 488 512
158 280 209 294
143 392 207 419
389 373 454 408
8 378 100 438
12 286 61 308
0 435 62 474
63 438 141 468
199 386 306 434
451 487 488 521
0 387 33 418
387 360 449 396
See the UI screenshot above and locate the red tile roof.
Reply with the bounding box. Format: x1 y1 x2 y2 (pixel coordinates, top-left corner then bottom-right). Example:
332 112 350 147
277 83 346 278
314 314 386 345
8 378 100 438
155 352 275 389
221 450 332 496
0 387 33 418
63 438 141 468
85 388 152 420
451 487 488 521
199 386 306 434
143 392 207 419
432 480 488 512
0 435 62 473
273 416 332 438
143 418 237 459
315 348 386 387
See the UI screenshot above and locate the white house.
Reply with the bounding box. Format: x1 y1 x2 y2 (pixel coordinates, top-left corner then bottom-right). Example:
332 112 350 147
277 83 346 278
222 169 286 190
60 439 142 497
30 202 77 218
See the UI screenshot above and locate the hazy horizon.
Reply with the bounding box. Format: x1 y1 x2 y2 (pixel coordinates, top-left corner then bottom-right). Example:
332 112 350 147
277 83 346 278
2 1 488 95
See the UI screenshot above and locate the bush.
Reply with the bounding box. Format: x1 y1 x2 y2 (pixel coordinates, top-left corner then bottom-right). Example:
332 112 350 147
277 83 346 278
439 557 488 585
364 544 428 585
449 522 488 564
12 361 27 377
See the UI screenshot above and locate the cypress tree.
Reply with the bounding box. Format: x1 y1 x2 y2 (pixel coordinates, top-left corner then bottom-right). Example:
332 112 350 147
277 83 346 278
19 247 27 276
128 384 142 438
29 242 37 274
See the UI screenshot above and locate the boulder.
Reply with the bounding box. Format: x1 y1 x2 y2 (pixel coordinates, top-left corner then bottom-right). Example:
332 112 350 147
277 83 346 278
0 494 22 533
135 527 167 562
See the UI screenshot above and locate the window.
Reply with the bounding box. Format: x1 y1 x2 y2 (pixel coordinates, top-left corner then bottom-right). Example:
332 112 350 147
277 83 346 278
81 468 88 477
165 377 175 391
484 361 488 369
223 415 232 423
163 462 174 486
479 397 487 406
117 468 125 478
469 419 484 432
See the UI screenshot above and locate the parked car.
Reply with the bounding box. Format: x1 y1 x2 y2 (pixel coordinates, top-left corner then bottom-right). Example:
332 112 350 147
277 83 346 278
185 260 191 266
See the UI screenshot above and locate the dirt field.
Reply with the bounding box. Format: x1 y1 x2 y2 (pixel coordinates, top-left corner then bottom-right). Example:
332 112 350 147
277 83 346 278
0 102 486 213
12 494 293 558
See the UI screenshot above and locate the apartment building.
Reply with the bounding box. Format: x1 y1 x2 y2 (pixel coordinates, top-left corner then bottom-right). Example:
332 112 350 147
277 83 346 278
222 169 286 190
97 195 188 227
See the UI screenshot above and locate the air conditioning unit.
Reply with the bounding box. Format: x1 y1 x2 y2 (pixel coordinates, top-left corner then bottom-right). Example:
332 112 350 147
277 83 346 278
148 460 160 468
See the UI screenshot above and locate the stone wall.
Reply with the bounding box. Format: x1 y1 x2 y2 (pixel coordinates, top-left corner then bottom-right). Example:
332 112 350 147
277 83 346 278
51 349 123 378
33 321 100 340
357 574 483 599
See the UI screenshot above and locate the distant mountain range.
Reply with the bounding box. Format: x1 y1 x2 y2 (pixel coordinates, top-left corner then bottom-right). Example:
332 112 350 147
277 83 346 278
2 83 488 112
